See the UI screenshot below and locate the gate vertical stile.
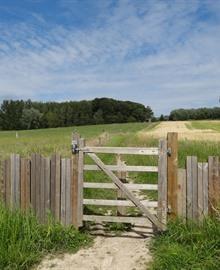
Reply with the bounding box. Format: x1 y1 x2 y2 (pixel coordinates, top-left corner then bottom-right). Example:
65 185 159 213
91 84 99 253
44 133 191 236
77 137 85 227
158 139 168 226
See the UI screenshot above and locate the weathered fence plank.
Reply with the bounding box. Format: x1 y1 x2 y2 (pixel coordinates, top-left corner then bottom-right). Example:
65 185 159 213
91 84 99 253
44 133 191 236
167 132 178 219
117 155 127 216
158 139 167 224
177 168 186 220
77 138 85 227
20 158 30 210
208 156 220 214
84 164 158 172
83 182 158 190
61 158 66 225
51 154 61 221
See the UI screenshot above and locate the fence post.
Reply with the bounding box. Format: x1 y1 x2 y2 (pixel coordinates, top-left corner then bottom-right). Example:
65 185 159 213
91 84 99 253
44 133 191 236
72 133 80 228
158 139 168 225
167 132 178 219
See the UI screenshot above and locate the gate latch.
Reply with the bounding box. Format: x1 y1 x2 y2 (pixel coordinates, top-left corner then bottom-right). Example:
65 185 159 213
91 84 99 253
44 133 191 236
71 140 79 154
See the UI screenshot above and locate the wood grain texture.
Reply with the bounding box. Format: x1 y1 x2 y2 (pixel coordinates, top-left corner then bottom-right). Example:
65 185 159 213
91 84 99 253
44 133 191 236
20 158 30 211
117 155 127 216
77 138 85 227
177 168 186 220
71 133 80 228
186 156 193 220
208 156 220 215
83 182 158 190
81 146 159 155
167 132 178 219
158 139 168 225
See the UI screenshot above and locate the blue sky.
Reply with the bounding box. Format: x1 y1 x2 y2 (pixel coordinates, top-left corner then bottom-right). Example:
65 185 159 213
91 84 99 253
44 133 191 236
0 0 220 115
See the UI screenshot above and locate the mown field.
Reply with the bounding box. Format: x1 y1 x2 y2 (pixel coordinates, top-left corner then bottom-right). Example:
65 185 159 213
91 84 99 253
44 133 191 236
190 120 220 132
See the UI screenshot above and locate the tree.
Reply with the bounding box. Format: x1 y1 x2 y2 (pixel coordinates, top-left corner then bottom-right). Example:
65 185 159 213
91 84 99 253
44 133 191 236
21 108 42 129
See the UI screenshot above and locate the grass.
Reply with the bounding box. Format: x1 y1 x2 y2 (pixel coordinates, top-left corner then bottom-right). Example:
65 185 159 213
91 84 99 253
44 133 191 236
150 218 220 270
190 120 220 132
0 203 92 270
0 122 152 158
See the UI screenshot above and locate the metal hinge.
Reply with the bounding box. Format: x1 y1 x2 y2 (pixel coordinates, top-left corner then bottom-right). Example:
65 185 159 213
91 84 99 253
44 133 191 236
71 140 79 154
167 148 172 156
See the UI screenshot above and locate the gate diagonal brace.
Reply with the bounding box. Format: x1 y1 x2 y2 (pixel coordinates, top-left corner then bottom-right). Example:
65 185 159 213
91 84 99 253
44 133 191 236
87 152 166 231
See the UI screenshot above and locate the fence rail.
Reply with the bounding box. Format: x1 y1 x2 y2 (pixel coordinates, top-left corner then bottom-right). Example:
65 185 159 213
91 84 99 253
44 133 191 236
0 132 220 230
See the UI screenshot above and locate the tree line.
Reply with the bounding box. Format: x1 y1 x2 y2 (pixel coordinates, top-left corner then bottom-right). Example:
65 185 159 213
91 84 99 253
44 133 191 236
0 98 153 130
169 107 220 121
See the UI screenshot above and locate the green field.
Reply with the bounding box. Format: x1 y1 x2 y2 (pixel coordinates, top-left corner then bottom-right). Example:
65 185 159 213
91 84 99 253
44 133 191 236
190 120 220 132
0 122 156 158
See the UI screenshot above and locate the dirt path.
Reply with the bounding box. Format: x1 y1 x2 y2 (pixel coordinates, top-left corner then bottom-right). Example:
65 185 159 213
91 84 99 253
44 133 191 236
36 227 153 270
139 121 220 141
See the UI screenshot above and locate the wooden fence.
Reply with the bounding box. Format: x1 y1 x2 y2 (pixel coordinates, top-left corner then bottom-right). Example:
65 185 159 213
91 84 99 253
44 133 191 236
1 154 76 226
177 156 220 221
0 132 220 230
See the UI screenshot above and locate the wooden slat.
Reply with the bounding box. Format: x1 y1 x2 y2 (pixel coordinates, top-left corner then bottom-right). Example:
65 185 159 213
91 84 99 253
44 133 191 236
40 156 45 222
10 154 20 208
51 154 61 221
202 163 208 217
83 215 154 225
192 156 198 220
83 199 157 207
65 158 72 225
177 169 186 220
87 152 165 231
61 159 66 225
84 164 158 172
167 132 178 219
10 154 15 207
208 157 220 215
82 146 159 155
186 156 193 220
20 158 30 211
31 154 36 211
35 154 41 218
4 159 11 206
83 182 158 190
198 163 203 220
78 138 85 227
44 157 51 215
1 160 6 202
117 155 127 216
157 139 167 225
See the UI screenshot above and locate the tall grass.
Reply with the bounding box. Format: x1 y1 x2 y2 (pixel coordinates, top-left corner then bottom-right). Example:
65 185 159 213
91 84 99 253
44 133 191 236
0 204 91 270
150 218 220 270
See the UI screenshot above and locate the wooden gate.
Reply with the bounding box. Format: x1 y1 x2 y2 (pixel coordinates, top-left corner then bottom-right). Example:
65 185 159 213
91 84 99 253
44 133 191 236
72 134 168 231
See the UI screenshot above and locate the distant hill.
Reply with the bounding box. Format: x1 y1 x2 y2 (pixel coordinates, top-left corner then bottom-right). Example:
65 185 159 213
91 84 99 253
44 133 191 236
0 98 153 130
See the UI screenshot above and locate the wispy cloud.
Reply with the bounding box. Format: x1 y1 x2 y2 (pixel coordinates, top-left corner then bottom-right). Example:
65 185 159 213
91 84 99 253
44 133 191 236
0 0 220 114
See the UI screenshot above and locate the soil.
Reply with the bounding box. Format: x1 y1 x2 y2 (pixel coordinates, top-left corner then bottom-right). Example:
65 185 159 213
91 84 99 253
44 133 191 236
36 226 153 270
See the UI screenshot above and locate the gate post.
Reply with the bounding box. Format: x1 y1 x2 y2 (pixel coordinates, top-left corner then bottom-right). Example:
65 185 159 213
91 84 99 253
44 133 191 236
72 133 79 228
167 132 178 219
158 139 168 225
72 133 84 228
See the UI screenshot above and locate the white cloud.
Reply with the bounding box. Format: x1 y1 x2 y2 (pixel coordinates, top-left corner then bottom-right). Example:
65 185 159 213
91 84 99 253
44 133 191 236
0 0 220 115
